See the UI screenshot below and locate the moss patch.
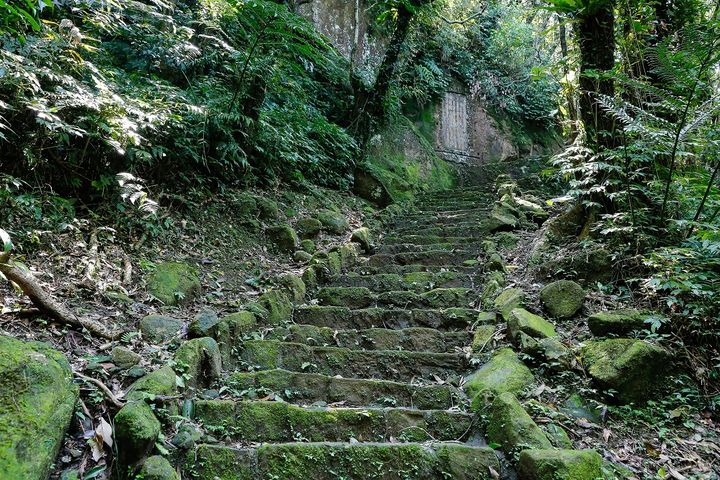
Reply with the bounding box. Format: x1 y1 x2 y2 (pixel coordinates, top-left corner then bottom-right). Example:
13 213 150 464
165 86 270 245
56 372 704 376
147 261 200 305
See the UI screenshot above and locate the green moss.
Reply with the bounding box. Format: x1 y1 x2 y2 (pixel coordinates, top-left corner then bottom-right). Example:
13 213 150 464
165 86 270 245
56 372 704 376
300 239 316 253
587 309 650 336
266 224 300 252
316 210 349 234
296 218 323 238
493 288 525 319
0 336 78 480
318 287 374 308
464 348 533 410
421 288 472 308
174 337 222 389
259 290 293 325
140 455 179 480
471 325 497 353
209 311 257 365
487 392 552 455
127 365 177 401
517 449 603 480
506 308 557 341
194 399 236 427
279 274 306 303
114 401 161 466
434 444 500 480
543 423 573 449
189 444 255 480
350 227 372 252
147 262 200 305
539 280 586 318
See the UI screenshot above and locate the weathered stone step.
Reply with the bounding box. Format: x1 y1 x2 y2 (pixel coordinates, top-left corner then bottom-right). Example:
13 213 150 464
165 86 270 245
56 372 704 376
393 214 488 228
266 324 473 353
352 264 478 276
414 201 486 211
389 226 489 238
227 369 463 409
367 250 478 267
294 306 478 330
194 400 475 443
376 242 486 255
382 235 481 246
190 442 499 480
237 340 471 381
317 287 475 310
333 271 479 292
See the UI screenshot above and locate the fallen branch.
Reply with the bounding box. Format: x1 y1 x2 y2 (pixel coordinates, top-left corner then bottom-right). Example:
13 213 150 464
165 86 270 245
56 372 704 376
0 249 123 340
75 371 126 409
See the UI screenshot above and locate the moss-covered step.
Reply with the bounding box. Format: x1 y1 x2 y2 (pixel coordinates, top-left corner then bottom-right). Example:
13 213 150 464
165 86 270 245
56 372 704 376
352 264 479 276
376 289 475 309
383 235 482 245
517 449 603 480
294 306 478 330
188 442 500 480
389 225 490 238
368 250 480 267
266 325 473 353
414 200 489 211
193 401 475 443
237 340 471 381
226 369 462 409
393 214 490 228
377 242 486 255
0 336 79 480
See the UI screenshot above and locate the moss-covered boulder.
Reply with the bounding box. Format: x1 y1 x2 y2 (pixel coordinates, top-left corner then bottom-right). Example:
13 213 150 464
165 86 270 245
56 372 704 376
140 314 183 343
353 166 394 207
0 336 78 480
487 392 552 454
112 346 141 369
279 274 306 303
317 209 350 234
296 218 323 239
519 334 572 370
559 394 604 424
587 309 650 336
114 401 161 466
208 311 257 364
259 290 294 325
581 338 670 403
350 227 373 253
507 308 557 341
174 337 222 389
140 455 179 480
464 348 534 410
300 239 316 253
539 280 585 318
147 262 201 305
485 203 520 232
471 325 496 353
517 449 602 480
293 251 313 263
127 365 177 401
494 288 525 319
485 253 506 273
256 197 280 221
266 224 300 252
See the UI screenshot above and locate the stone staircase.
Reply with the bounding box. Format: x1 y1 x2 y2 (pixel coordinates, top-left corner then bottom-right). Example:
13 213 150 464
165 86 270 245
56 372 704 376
187 187 503 479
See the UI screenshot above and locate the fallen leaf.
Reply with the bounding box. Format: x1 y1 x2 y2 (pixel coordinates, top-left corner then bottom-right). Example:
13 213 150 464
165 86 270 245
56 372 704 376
96 417 113 448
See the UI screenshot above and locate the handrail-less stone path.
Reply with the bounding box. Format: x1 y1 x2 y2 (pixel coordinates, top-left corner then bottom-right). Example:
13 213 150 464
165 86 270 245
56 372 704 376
188 186 506 479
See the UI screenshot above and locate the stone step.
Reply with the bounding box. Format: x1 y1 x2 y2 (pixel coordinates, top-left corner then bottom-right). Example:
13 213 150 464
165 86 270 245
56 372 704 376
266 325 473 353
367 250 478 267
393 214 488 228
352 264 479 276
382 235 481 246
414 201 486 211
236 340 471 382
376 242 486 255
189 442 499 480
316 287 475 310
226 369 463 409
332 271 480 292
294 306 478 330
389 226 489 238
193 400 475 443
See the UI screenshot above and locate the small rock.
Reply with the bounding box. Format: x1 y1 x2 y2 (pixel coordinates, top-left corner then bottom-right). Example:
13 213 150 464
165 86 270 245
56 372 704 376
507 308 557 341
146 262 201 306
293 251 313 263
171 423 203 450
494 288 525 319
539 280 585 318
517 449 602 480
255 197 279 220
587 309 651 336
560 394 604 424
485 253 506 272
279 274 306 302
581 338 670 403
127 365 177 401
316 209 350 234
112 346 141 369
139 455 179 480
188 309 221 338
300 239 316 253
296 218 323 239
140 315 183 343
174 337 222 389
114 401 161 466
519 333 571 369
127 366 147 378
542 423 573 449
266 224 300 252
350 227 373 253
471 325 496 353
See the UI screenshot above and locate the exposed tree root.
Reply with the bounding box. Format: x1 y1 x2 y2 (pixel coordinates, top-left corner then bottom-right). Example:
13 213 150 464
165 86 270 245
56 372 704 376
74 371 126 409
0 251 123 339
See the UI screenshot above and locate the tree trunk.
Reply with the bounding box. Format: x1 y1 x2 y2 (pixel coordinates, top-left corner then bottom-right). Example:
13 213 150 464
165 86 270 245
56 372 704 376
575 2 616 149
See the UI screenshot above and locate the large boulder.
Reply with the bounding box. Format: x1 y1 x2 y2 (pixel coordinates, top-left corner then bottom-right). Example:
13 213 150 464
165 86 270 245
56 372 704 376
353 167 394 207
517 449 603 480
147 262 201 305
587 309 651 336
581 339 670 403
0 336 78 480
539 280 585 318
464 348 534 409
115 401 161 466
487 392 552 455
